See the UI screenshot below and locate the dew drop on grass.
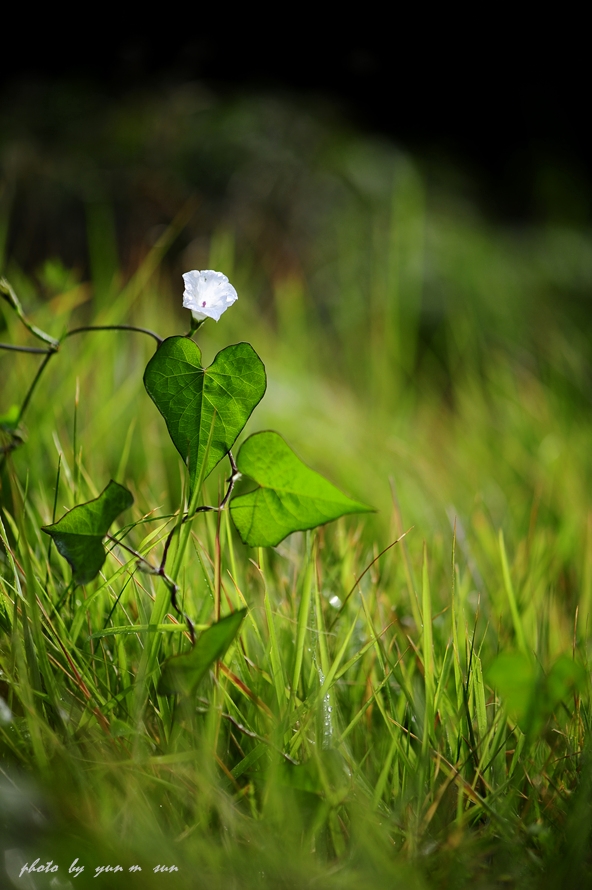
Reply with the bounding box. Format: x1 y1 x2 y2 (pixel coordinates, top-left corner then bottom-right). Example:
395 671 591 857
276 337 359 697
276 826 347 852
317 668 334 748
0 697 13 724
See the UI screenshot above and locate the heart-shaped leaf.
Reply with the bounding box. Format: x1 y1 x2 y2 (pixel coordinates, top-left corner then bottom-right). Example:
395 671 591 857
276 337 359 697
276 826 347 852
487 651 587 735
158 609 246 696
42 480 133 585
144 337 266 491
230 431 374 547
0 405 20 432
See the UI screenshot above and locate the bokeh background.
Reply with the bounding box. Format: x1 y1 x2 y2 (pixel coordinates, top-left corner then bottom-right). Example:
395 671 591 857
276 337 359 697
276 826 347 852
2 37 591 536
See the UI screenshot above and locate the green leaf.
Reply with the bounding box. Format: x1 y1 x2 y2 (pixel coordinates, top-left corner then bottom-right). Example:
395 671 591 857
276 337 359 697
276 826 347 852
42 480 133 585
0 405 20 431
487 651 587 734
546 654 587 707
277 760 322 795
487 652 537 725
143 337 266 491
158 609 246 696
230 431 373 547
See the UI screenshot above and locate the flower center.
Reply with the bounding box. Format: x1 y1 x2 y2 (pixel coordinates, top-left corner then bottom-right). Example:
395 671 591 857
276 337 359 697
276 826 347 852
202 301 207 307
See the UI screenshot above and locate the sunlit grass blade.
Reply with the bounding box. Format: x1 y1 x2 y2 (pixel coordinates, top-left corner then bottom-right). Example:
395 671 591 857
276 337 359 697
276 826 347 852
290 534 315 704
259 550 287 713
499 529 527 654
421 543 434 759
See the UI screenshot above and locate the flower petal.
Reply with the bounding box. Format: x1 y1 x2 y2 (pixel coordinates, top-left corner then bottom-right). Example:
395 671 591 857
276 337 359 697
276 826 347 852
182 269 238 322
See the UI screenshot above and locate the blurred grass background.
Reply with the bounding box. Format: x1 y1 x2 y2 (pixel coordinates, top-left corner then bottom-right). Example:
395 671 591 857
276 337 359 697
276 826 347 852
2 80 591 544
1 80 592 888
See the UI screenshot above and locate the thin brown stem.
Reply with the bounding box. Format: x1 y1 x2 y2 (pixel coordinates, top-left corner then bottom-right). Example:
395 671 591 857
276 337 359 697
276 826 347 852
106 533 194 644
158 450 240 575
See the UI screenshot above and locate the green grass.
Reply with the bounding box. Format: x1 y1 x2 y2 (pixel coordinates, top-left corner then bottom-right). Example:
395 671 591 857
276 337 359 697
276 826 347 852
2 144 592 889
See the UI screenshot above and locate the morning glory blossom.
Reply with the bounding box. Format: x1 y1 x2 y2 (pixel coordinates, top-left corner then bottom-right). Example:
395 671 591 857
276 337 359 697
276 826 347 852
182 270 238 322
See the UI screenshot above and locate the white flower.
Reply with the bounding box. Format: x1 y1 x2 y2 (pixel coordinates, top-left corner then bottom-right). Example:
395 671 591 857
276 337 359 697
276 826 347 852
182 270 238 322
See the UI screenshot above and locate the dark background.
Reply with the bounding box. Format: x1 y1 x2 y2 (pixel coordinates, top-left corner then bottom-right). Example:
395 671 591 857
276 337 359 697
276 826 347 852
1 20 589 226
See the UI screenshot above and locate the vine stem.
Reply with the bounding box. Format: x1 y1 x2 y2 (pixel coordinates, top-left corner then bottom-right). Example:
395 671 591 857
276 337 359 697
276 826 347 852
1 275 164 456
19 352 57 424
158 451 240 575
0 277 59 348
131 423 223 721
3 322 163 432
63 324 163 345
2 294 238 649
0 343 53 354
214 506 222 624
1 323 163 476
105 533 195 644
